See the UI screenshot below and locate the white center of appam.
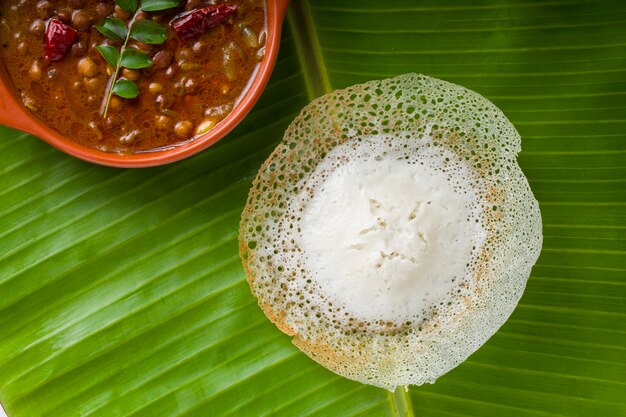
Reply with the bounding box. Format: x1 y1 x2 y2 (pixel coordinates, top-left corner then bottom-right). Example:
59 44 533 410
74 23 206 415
298 137 486 322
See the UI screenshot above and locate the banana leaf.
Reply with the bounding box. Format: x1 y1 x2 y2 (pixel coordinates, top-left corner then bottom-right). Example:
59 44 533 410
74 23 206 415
1 0 625 416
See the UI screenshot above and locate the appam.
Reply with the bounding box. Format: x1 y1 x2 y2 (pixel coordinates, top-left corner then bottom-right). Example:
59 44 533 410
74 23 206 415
239 73 542 390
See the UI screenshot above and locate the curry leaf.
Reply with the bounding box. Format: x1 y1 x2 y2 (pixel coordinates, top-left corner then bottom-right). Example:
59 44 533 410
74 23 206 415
120 49 152 69
115 0 138 14
95 45 120 67
130 20 168 44
140 0 180 12
113 78 139 98
95 17 127 42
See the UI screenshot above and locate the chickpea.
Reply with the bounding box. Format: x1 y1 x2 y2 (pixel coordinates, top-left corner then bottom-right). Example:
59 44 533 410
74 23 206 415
95 2 112 19
155 115 172 130
152 50 173 69
165 38 179 52
72 10 92 31
72 80 82 90
152 51 172 69
148 82 163 94
122 68 140 81
175 47 193 61
29 19 46 36
57 7 72 23
192 41 207 55
174 121 194 138
179 61 200 72
135 11 148 22
35 0 54 20
130 40 153 52
114 5 130 20
83 77 102 92
77 57 98 77
71 41 88 57
109 97 122 111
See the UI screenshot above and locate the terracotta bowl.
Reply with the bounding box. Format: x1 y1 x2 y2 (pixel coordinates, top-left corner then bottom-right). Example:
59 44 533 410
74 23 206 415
0 0 289 168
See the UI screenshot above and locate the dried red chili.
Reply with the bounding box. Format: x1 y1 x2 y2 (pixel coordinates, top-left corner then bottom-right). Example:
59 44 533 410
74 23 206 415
44 18 77 61
171 4 238 41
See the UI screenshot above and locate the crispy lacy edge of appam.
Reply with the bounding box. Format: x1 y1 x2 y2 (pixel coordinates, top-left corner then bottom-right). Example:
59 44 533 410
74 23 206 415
239 73 542 390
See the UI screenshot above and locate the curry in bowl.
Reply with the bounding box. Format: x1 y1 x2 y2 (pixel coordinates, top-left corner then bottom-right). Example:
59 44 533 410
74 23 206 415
0 0 266 153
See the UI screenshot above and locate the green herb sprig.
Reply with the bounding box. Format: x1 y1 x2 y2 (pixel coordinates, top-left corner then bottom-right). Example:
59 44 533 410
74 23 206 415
95 0 179 118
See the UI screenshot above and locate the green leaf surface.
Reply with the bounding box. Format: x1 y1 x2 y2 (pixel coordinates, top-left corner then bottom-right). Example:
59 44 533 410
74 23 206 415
140 0 180 12
95 45 120 67
115 0 138 14
0 1 625 417
112 78 139 98
95 17 127 42
120 48 152 69
130 19 168 44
